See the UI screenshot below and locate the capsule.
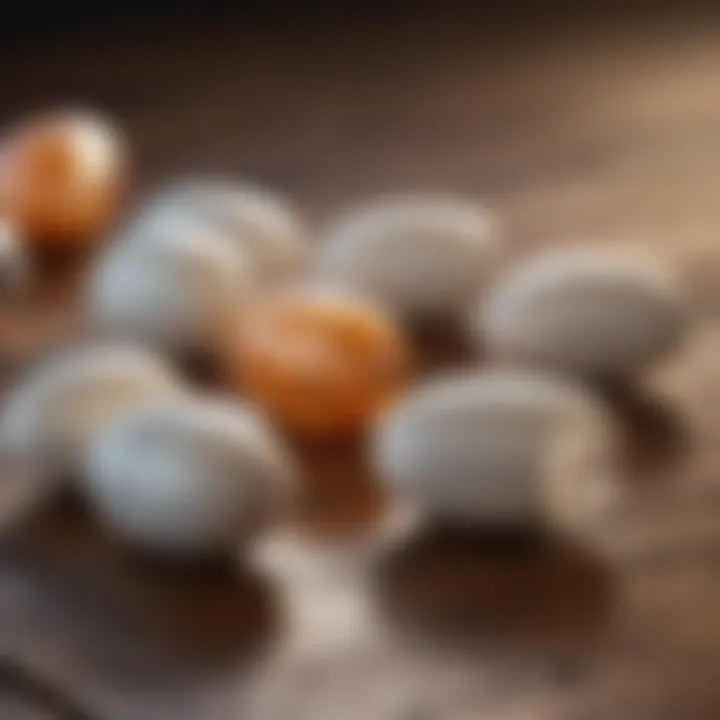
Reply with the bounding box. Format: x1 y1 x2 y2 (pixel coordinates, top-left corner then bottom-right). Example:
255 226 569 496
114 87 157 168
226 289 410 439
0 344 182 480
88 216 252 356
85 397 295 554
134 178 304 282
373 370 619 534
0 110 127 247
478 247 687 377
317 195 499 321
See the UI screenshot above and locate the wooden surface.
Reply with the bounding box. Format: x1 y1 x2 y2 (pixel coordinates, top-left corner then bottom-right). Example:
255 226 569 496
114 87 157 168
0 6 720 718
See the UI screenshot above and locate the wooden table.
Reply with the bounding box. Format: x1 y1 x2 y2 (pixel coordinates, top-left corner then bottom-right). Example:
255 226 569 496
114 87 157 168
0 6 719 718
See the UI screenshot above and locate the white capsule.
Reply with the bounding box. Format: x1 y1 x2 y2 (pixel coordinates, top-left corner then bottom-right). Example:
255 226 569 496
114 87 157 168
317 196 499 321
0 344 182 480
373 370 619 534
85 397 295 554
137 178 304 282
88 217 252 355
478 247 687 377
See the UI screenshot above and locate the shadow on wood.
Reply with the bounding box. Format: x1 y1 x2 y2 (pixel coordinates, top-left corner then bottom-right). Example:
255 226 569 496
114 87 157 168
291 435 387 542
0 492 280 674
594 380 688 482
371 524 617 651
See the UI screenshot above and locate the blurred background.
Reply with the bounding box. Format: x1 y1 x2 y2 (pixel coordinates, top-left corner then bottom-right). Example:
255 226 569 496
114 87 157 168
0 1 718 306
2 1 719 293
2 1 720 250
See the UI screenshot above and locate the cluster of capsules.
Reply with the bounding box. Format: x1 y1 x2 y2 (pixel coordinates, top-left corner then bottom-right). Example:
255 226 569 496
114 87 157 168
0 109 689 560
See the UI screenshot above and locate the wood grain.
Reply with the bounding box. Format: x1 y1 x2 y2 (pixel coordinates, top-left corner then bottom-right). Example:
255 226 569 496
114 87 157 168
0 6 719 718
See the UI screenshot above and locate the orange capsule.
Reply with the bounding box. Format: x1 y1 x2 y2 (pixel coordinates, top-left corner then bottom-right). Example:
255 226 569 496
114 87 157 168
0 110 127 248
226 292 411 439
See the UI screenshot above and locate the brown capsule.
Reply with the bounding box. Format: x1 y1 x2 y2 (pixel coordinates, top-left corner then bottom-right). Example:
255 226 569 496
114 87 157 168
0 110 127 248
226 290 411 439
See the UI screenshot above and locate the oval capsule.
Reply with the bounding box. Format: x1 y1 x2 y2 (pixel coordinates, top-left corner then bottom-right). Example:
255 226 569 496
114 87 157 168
226 290 411 439
0 110 127 247
136 178 304 282
373 370 619 535
85 396 296 554
478 247 687 377
0 343 182 480
317 195 499 322
89 216 252 357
